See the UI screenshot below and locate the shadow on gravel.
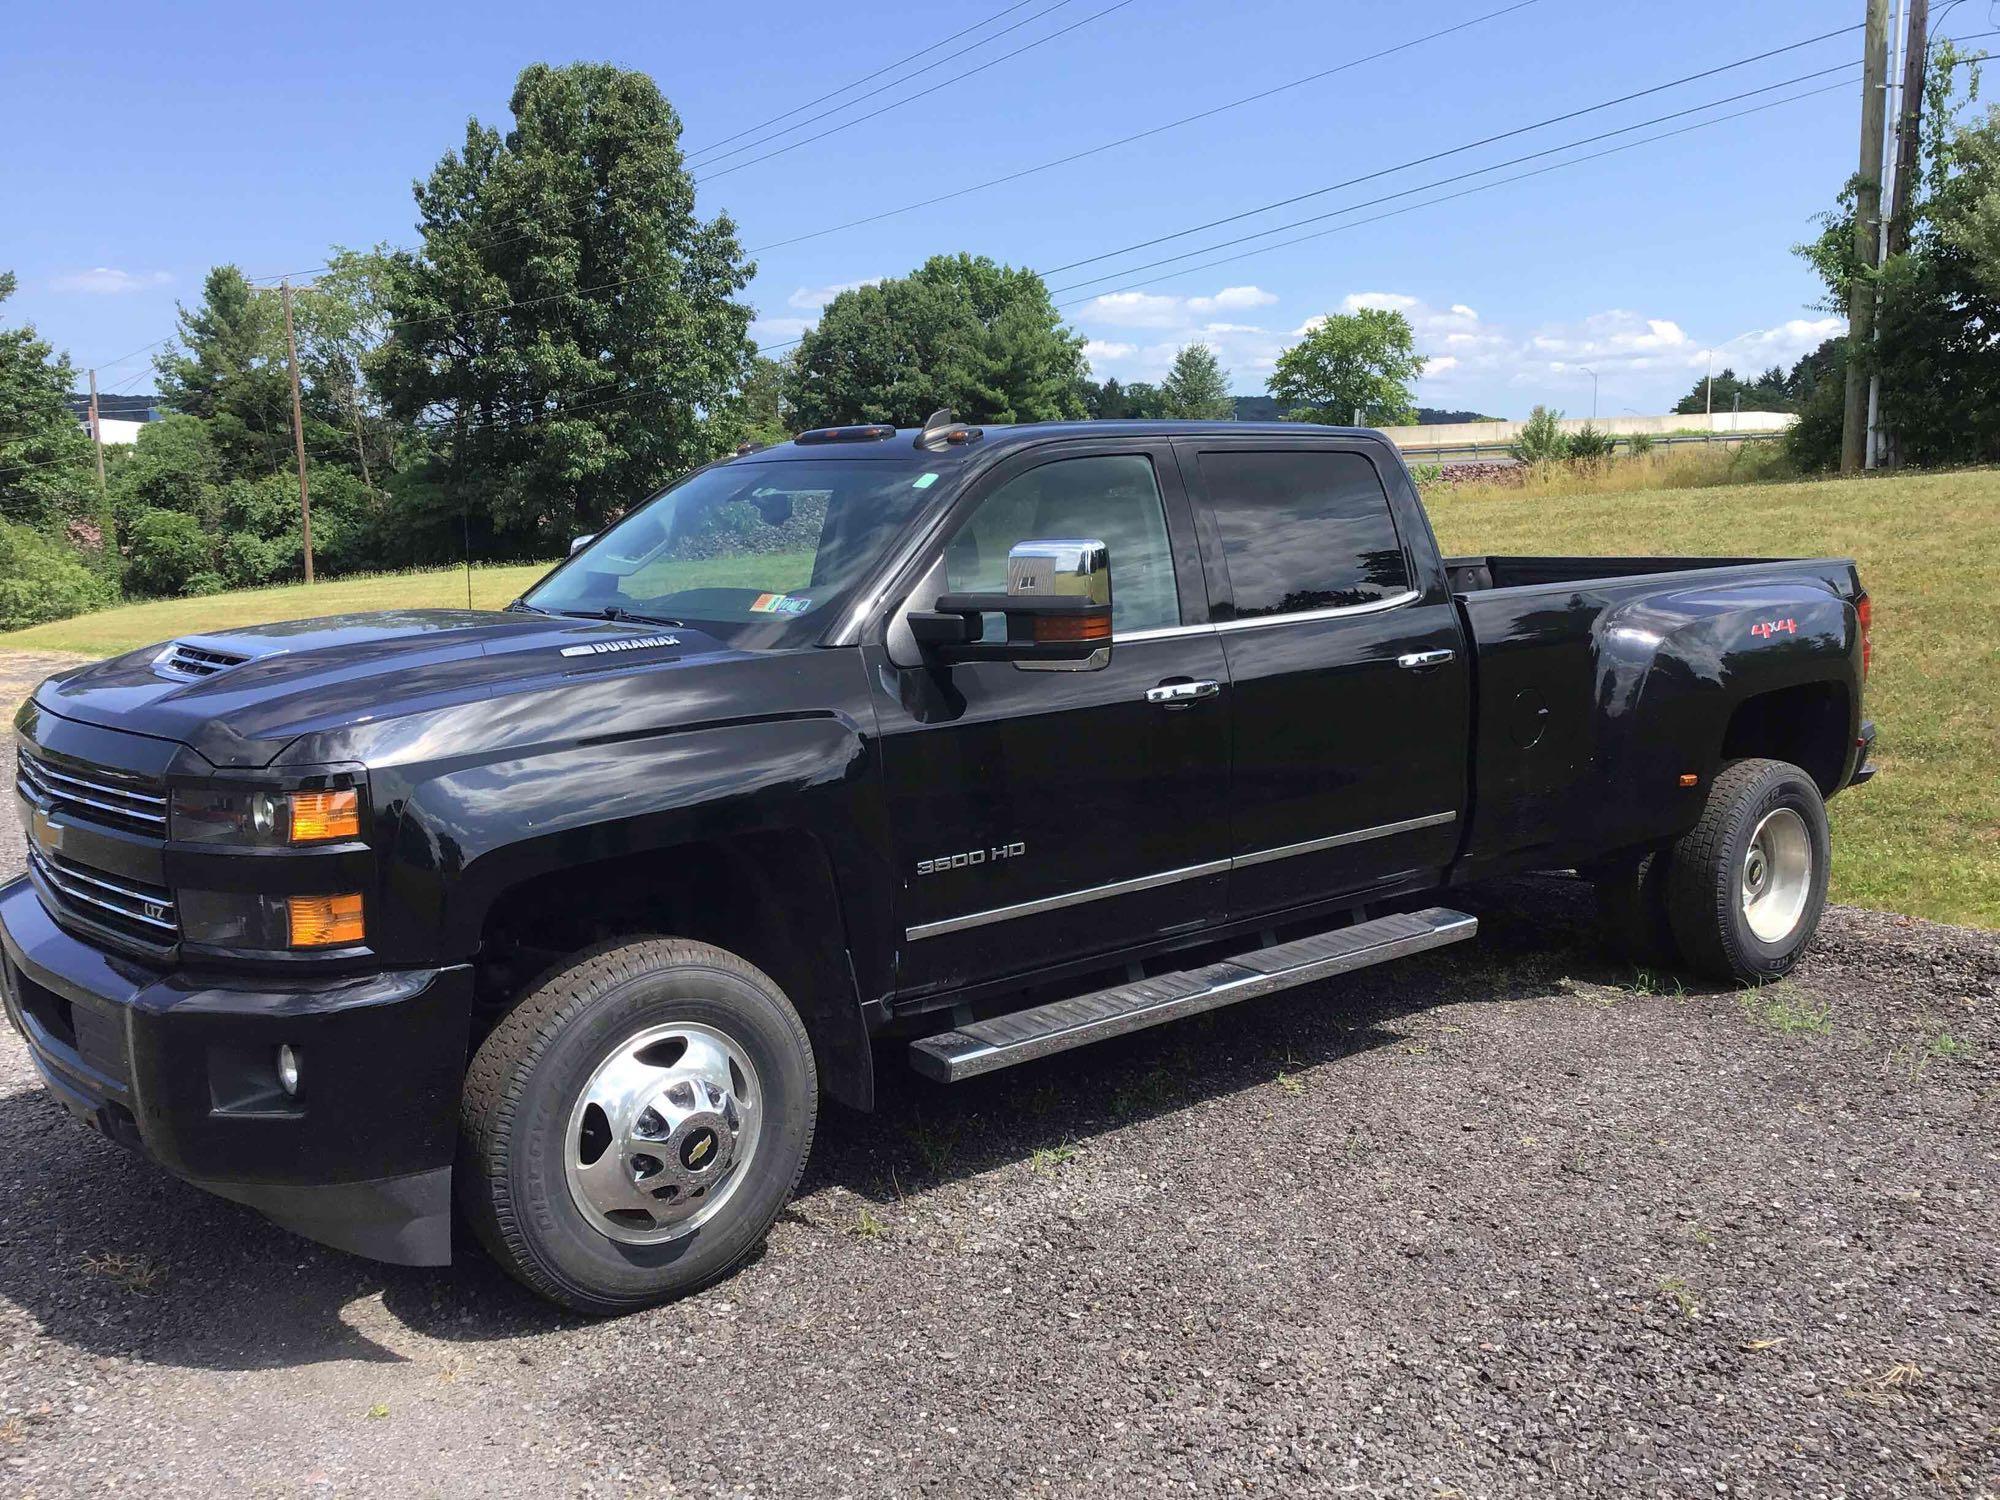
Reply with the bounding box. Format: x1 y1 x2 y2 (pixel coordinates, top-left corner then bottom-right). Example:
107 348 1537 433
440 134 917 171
0 875 1666 1372
806 873 1685 1205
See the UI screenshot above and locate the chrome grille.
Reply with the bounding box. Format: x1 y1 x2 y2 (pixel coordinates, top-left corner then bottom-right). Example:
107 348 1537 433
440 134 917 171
155 642 251 680
25 843 177 940
16 751 168 836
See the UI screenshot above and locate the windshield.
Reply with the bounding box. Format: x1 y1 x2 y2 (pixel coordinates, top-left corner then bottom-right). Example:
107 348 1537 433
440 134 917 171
523 457 946 647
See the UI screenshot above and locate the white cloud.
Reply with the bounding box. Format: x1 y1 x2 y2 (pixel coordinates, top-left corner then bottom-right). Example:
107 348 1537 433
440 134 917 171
786 279 877 311
50 267 170 295
1192 286 1277 313
1341 291 1418 314
750 315 812 344
1071 281 1841 414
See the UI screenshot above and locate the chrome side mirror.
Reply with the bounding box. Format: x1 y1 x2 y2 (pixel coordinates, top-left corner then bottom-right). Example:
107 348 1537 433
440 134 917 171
569 533 596 555
905 538 1112 669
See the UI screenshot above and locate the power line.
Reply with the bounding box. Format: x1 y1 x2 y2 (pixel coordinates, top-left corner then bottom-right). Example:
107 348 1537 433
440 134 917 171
693 0 1141 183
685 0 1054 159
1047 59 1864 298
742 0 1542 256
687 0 1077 168
1038 19 1866 278
372 21 1869 348
401 66 1871 443
1053 79 1861 314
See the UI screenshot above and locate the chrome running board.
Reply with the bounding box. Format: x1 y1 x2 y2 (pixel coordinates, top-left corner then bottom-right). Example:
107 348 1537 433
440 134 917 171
908 906 1477 1083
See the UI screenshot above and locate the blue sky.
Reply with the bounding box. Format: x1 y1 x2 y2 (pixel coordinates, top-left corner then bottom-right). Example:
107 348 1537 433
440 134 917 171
1 1 1913 418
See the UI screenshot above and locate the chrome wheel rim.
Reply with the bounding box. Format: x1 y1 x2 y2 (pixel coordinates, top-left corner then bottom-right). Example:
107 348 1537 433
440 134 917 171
564 1021 761 1245
1741 807 1812 944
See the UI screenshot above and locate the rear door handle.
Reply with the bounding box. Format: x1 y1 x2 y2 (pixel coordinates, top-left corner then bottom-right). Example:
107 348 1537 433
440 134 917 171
1146 678 1221 707
1397 649 1456 670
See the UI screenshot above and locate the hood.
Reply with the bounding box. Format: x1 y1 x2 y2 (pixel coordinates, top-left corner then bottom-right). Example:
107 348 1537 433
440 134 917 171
33 609 735 768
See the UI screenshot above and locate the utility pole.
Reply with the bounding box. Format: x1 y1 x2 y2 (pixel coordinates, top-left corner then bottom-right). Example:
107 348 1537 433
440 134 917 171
1867 0 1914 468
281 279 315 584
85 368 108 499
1887 0 1930 257
1841 0 1892 475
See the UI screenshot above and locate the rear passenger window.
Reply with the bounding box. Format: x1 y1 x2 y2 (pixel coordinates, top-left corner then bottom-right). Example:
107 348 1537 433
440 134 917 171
1199 450 1410 619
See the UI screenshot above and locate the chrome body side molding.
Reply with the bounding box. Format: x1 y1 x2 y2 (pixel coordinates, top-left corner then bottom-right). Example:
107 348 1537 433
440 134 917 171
906 810 1457 941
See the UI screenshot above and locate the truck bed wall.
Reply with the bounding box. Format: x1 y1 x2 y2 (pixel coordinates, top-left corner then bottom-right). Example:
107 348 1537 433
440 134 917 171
1448 557 1864 881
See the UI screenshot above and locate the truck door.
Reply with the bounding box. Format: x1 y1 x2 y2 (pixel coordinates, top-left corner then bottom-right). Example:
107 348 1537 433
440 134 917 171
1176 438 1469 921
867 440 1231 1000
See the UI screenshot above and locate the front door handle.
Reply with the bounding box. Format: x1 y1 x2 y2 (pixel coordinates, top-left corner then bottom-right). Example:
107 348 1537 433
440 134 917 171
1146 678 1221 708
1397 649 1456 670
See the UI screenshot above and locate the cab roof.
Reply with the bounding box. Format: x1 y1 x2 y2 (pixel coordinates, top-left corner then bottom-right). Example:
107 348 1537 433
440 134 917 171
731 419 1378 465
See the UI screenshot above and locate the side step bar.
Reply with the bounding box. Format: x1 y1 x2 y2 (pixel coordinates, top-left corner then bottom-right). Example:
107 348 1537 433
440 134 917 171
909 905 1476 1083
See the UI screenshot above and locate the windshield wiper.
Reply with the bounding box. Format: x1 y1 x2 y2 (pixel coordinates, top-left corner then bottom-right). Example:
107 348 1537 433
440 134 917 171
548 605 684 628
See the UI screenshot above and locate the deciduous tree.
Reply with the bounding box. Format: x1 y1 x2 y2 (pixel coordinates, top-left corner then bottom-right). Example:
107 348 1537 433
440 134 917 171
1267 308 1426 426
786 254 1086 427
0 271 96 532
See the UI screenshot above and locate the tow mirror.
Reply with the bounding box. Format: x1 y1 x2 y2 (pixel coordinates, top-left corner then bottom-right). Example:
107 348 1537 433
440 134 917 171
908 539 1112 669
569 533 596 555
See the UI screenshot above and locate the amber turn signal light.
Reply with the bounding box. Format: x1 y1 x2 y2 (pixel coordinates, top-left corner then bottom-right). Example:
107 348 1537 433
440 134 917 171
1032 610 1113 644
288 893 365 947
290 789 360 842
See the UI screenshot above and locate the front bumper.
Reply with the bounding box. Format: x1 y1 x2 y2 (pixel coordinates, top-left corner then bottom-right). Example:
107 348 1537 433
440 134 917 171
0 877 472 1265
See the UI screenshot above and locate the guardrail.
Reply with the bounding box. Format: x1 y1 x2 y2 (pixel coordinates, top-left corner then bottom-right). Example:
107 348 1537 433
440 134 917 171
1395 429 1787 465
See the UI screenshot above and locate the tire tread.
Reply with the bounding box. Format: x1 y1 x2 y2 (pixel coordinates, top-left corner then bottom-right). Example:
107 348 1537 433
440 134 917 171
458 938 816 1314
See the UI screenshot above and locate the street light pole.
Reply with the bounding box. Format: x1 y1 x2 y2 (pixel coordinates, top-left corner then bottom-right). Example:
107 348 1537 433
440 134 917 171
1579 365 1599 422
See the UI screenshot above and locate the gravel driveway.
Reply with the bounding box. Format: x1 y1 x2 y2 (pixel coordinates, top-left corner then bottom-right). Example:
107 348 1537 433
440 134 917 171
0 652 1994 1497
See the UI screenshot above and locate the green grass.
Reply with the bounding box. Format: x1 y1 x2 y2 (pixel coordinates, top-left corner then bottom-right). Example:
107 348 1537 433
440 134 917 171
1428 467 2000 929
0 563 559 657
3 469 1994 927
0 551 818 659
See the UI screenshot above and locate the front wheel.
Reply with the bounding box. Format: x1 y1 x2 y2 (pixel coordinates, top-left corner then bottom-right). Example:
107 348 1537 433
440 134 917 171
459 938 817 1315
1665 758 1831 984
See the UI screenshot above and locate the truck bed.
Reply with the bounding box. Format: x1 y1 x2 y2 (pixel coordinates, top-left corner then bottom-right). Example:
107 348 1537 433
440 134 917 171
1443 554 1802 594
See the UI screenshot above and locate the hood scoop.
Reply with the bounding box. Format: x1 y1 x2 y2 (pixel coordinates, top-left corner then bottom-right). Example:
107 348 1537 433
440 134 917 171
152 639 258 682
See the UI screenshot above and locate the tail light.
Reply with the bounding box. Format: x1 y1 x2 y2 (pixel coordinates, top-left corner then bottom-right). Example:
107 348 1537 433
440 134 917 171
1856 592 1872 678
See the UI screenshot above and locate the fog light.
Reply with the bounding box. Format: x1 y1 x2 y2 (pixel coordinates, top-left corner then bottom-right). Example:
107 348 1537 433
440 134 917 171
287 893 365 947
276 1044 301 1097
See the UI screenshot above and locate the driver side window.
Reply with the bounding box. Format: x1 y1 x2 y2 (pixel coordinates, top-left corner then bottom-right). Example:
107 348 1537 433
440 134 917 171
945 454 1181 635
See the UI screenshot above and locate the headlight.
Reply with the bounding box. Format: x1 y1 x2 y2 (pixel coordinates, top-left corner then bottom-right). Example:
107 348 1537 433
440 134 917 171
180 890 367 950
172 786 363 846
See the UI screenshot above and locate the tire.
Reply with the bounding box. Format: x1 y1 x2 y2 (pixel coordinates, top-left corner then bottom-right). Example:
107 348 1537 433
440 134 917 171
459 937 817 1315
1591 849 1680 970
1665 758 1830 984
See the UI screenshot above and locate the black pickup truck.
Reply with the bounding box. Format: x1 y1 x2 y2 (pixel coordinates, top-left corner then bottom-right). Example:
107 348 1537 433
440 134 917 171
2 414 1874 1312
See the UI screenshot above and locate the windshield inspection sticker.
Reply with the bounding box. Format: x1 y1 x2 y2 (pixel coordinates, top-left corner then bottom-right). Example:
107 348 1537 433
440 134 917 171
750 593 812 615
911 472 939 489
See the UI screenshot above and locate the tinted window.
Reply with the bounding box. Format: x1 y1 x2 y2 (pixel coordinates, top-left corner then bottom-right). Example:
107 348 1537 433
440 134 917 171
946 454 1180 634
1200 450 1410 619
525 458 940 648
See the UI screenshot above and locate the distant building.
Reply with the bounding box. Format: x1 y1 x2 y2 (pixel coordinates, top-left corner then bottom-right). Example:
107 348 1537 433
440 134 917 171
66 392 162 446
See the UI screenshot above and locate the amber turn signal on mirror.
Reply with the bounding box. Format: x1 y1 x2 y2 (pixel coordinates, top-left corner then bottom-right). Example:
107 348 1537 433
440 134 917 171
1031 610 1113 644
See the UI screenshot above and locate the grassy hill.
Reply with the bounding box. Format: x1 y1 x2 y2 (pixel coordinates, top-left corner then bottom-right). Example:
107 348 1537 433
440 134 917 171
4 468 1993 927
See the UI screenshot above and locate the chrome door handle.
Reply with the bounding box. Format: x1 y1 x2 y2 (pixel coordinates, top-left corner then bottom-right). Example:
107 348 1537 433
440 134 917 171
1146 679 1221 707
1397 649 1456 670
